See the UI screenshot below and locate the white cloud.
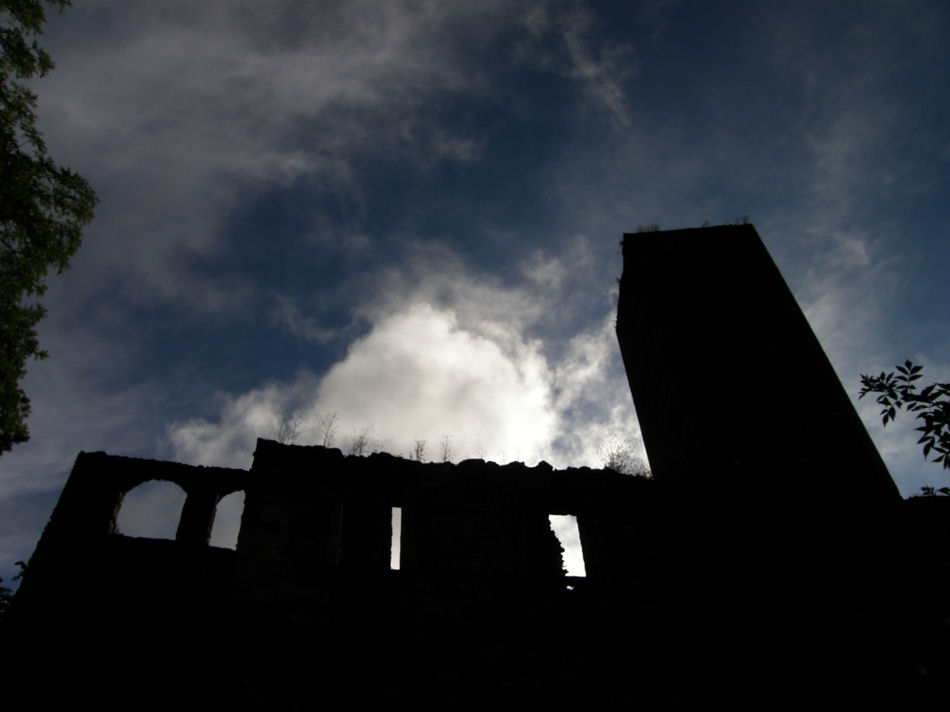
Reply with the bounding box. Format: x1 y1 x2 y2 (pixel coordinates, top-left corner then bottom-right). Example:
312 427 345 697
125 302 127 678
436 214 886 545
306 302 557 463
550 304 644 468
166 378 312 469
167 300 560 466
167 245 643 470
523 249 568 291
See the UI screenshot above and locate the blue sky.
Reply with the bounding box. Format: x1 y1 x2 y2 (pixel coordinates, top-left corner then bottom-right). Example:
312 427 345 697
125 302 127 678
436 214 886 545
2 0 949 582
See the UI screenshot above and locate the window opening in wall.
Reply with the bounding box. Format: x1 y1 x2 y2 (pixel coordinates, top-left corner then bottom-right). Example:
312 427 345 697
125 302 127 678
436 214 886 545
548 514 586 578
391 507 402 570
210 490 246 549
116 480 187 539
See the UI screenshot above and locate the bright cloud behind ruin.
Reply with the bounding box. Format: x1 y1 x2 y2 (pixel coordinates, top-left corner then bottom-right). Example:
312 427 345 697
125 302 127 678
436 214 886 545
168 279 638 471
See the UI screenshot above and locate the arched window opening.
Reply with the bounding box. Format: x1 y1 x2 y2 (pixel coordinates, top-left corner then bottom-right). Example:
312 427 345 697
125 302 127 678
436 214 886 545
210 490 246 549
548 514 586 578
116 480 187 540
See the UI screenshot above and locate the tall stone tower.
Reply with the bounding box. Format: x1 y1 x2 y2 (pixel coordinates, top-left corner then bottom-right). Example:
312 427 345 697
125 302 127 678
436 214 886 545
615 224 901 608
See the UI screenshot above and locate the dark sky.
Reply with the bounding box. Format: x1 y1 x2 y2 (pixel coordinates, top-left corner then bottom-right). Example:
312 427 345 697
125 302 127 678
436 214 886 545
2 0 949 580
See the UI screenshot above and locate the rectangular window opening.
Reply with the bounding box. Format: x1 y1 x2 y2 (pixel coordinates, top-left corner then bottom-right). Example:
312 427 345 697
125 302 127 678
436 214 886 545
390 506 402 570
549 514 586 578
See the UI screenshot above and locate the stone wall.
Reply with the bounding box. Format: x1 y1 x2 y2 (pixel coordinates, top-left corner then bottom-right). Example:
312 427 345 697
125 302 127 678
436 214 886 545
7 439 947 709
5 441 678 710
11 441 665 607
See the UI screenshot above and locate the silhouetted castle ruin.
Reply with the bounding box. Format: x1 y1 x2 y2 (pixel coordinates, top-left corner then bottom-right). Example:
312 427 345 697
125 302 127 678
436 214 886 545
4 225 949 710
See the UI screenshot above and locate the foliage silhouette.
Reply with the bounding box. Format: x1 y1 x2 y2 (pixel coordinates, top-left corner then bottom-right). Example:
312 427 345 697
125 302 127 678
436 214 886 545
349 425 373 456
602 439 650 476
1 0 97 453
0 560 26 621
319 411 339 447
860 360 950 471
411 439 426 462
274 417 300 444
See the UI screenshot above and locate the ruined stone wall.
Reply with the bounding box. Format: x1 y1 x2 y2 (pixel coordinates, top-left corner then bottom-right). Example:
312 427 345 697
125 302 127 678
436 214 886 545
7 441 947 710
12 441 665 611
5 441 677 710
10 451 247 620
234 439 663 595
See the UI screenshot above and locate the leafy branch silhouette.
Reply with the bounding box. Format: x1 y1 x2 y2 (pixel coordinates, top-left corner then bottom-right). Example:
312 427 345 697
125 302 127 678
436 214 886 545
860 360 950 476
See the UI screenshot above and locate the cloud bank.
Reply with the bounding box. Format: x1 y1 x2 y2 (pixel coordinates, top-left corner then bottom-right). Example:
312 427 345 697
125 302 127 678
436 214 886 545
168 246 643 470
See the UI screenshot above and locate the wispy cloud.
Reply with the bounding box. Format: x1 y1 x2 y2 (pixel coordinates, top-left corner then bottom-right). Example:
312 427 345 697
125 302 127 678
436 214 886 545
36 1 529 308
271 295 339 344
518 0 635 127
